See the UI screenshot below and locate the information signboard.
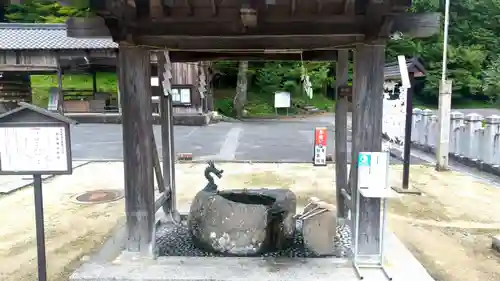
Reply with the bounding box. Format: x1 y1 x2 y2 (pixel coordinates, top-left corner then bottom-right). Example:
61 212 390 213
353 151 393 280
274 91 291 108
357 152 391 198
0 102 76 281
0 126 69 173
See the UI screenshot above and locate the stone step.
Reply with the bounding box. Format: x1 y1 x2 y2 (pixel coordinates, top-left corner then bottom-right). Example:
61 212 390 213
303 105 317 110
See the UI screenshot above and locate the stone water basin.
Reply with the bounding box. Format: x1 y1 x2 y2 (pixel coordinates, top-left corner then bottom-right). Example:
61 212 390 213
187 188 296 256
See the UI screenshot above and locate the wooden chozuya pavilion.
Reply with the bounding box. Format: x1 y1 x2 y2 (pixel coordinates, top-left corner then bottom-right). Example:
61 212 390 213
66 0 440 258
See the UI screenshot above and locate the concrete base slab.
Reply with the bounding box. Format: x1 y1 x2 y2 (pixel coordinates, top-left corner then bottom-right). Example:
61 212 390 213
65 113 211 126
0 161 89 194
391 186 422 195
492 235 500 253
70 227 436 281
71 256 387 281
64 162 437 281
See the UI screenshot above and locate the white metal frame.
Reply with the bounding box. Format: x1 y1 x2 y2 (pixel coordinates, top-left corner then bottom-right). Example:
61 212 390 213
352 151 392 280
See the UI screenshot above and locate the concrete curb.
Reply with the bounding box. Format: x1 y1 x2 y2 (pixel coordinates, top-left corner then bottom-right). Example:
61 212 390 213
76 158 335 164
0 161 91 195
411 143 500 177
67 113 211 126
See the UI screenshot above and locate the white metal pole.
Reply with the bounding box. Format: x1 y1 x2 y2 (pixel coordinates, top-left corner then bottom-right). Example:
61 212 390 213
436 0 452 170
441 0 450 82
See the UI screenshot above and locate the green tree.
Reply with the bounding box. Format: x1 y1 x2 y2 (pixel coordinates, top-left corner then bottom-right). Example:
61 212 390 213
5 0 86 23
482 56 500 103
9 0 500 108
388 0 500 105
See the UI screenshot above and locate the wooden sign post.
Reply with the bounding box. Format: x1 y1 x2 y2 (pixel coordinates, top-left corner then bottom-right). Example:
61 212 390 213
274 91 291 116
0 102 76 281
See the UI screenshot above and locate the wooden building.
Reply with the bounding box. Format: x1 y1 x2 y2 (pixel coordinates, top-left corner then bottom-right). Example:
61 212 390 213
66 0 441 261
0 23 211 119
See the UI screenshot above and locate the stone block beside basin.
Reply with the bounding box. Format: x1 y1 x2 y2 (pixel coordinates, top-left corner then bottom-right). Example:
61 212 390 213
187 188 296 256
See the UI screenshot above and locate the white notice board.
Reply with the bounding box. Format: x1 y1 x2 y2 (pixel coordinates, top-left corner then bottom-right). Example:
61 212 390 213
0 126 69 173
180 88 192 103
357 152 393 198
151 76 159 86
274 91 291 108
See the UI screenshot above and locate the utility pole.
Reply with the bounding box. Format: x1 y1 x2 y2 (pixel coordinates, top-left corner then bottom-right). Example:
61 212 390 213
436 0 452 171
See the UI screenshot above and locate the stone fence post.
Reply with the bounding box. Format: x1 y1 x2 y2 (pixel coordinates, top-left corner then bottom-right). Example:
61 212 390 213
449 111 464 155
420 109 433 146
385 108 500 170
483 115 500 165
462 113 483 159
411 108 422 143
428 114 438 148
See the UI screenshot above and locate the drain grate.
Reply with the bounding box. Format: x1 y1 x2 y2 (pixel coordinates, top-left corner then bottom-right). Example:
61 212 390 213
71 189 124 204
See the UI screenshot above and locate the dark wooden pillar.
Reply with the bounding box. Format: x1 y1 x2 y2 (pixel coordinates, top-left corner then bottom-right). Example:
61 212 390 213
91 71 98 95
157 51 177 212
402 73 415 189
335 49 350 219
349 43 385 255
56 54 64 113
118 44 155 253
204 62 215 112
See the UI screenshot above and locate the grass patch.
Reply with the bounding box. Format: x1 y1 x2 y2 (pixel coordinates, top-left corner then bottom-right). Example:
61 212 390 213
413 99 437 109
30 73 117 108
413 98 500 110
213 88 335 117
28 73 498 116
452 99 500 109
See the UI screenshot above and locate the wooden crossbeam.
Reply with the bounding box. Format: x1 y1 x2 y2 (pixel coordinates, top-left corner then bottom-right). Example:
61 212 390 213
149 0 164 19
240 0 258 28
211 0 218 16
361 0 389 40
378 15 394 38
164 50 339 62
127 0 137 20
344 0 355 14
391 13 441 38
135 35 363 50
185 0 194 16
132 21 364 36
316 0 323 14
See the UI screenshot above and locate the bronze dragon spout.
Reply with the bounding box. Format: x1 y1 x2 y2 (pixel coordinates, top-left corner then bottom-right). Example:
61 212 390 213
203 160 224 192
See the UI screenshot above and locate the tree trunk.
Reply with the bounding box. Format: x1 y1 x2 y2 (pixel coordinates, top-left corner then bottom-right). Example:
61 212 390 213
203 62 215 111
233 61 248 117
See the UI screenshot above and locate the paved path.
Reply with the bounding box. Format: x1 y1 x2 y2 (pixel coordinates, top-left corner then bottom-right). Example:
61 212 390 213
0 161 89 194
70 119 425 165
